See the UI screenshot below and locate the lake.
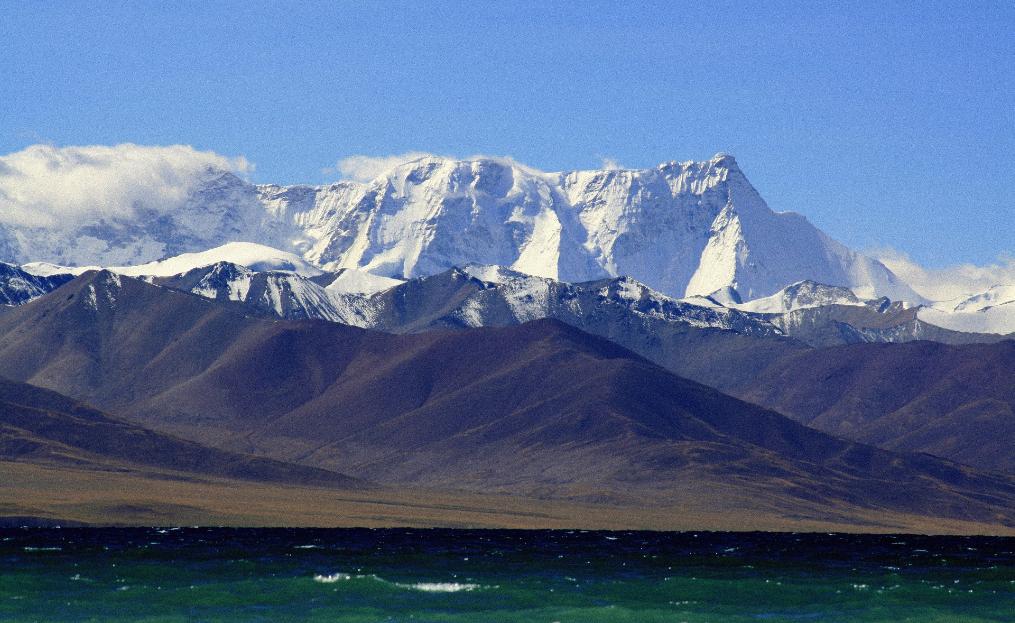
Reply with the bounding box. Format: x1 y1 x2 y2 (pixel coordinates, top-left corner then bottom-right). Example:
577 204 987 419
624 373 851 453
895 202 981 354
2 528 1012 622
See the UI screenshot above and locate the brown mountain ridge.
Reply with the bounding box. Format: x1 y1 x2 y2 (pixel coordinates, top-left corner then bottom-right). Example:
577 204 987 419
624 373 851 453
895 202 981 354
0 376 360 488
0 271 1012 529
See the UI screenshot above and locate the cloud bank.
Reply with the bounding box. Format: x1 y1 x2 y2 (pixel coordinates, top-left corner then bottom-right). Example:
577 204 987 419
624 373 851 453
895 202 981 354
873 247 1015 301
0 144 251 228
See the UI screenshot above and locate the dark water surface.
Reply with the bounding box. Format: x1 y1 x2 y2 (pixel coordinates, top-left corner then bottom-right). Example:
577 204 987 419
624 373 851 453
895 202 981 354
1 528 1012 622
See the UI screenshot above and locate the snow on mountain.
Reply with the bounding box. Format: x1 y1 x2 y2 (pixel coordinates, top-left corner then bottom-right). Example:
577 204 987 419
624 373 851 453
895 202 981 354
916 305 1014 335
162 261 256 302
0 150 927 303
245 271 364 322
144 257 779 337
20 261 95 277
950 284 1015 313
21 243 321 281
8 243 1007 343
704 286 743 307
735 280 866 314
258 153 920 302
411 270 1009 341
712 279 1011 342
79 271 124 312
561 154 921 301
109 242 322 277
259 156 603 282
452 265 782 335
0 262 74 306
150 261 373 325
325 268 405 295
560 155 868 300
915 284 1015 335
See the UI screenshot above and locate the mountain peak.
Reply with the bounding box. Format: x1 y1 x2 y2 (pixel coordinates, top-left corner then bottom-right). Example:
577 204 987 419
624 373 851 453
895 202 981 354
709 151 738 167
71 270 125 312
2 152 918 305
736 280 865 314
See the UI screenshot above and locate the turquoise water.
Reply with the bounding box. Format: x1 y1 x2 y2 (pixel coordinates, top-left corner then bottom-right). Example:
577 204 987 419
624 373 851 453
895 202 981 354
1 528 1012 622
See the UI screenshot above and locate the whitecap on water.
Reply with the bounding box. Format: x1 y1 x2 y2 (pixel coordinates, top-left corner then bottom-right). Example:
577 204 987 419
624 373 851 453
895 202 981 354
395 582 482 593
313 572 485 593
313 573 352 583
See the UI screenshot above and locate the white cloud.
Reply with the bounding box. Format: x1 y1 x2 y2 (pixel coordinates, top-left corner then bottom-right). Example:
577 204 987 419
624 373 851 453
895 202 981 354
599 157 624 170
0 143 251 228
872 247 1015 301
333 152 434 182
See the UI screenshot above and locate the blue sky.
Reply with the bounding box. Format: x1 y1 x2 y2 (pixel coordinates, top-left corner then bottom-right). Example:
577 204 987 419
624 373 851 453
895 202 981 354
1 1 1011 267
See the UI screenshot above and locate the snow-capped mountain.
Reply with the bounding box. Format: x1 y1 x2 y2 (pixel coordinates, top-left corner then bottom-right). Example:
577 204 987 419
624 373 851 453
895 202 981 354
951 284 1015 313
726 279 1011 344
7 240 1011 343
6 238 1010 342
150 262 374 325
0 262 74 306
448 265 781 335
149 260 780 337
0 153 921 303
732 280 867 314
18 241 317 280
917 284 1015 335
111 241 322 278
256 154 920 301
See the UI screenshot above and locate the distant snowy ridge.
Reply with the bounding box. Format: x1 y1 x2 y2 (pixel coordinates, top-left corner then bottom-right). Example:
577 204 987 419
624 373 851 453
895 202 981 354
145 260 778 335
111 242 322 277
917 284 1015 335
0 262 74 306
732 280 866 314
7 242 1012 337
1 152 920 303
947 284 1015 314
21 242 321 279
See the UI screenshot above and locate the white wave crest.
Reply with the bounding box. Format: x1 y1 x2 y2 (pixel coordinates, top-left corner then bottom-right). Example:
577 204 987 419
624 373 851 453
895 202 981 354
395 582 481 593
313 572 352 583
313 571 485 593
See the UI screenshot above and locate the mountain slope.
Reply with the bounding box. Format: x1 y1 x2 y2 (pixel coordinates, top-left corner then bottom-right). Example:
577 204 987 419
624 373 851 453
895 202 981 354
149 262 802 391
0 377 360 487
132 262 1013 399
0 272 1012 526
735 340 1015 474
355 267 805 390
